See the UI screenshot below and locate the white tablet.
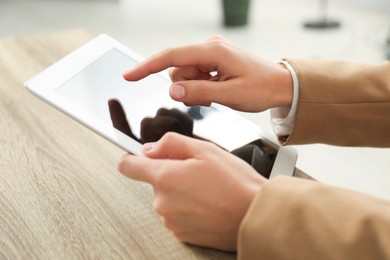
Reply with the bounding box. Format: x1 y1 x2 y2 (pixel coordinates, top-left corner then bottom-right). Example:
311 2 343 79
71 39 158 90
24 34 297 178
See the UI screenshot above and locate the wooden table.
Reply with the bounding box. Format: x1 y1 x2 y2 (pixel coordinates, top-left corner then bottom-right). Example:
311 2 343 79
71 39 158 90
0 29 235 259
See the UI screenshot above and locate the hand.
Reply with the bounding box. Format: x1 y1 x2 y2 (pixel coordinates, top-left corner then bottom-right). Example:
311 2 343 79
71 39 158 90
118 132 267 251
123 35 293 112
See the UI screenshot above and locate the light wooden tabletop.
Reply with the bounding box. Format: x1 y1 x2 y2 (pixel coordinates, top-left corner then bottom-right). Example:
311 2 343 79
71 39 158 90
0 29 235 259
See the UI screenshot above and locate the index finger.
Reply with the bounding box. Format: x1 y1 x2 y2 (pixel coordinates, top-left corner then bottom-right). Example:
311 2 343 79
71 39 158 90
118 154 158 184
123 43 215 81
118 153 188 187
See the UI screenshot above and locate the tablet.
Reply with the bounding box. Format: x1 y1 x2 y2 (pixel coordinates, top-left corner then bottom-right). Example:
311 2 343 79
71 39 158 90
24 34 297 178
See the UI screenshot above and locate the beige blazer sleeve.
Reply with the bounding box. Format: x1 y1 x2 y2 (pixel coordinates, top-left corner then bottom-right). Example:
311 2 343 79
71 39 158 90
238 60 390 259
280 59 390 147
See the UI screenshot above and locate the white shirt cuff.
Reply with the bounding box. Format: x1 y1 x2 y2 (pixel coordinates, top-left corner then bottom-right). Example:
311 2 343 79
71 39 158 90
270 60 299 137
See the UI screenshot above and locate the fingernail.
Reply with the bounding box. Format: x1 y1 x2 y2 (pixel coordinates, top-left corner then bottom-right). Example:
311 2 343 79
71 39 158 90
143 142 156 153
171 84 185 99
122 70 133 80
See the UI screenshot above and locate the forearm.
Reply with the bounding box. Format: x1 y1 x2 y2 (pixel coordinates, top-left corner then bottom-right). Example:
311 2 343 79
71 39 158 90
238 176 390 259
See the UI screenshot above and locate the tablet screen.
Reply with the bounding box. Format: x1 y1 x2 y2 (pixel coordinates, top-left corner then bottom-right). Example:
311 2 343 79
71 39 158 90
55 48 179 140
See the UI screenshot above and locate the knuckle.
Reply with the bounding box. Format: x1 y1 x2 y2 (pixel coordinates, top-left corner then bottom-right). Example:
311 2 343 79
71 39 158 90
161 217 175 230
207 34 226 42
160 132 179 145
153 171 170 191
202 140 219 154
208 38 229 53
153 198 168 216
172 231 188 243
153 196 176 219
160 47 174 61
169 68 182 82
152 163 177 192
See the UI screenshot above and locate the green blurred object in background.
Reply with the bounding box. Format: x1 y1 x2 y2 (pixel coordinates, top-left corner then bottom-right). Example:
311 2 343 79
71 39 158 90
222 0 251 27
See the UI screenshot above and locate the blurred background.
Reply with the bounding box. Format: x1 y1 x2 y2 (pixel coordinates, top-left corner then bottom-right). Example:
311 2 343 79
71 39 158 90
1 0 389 199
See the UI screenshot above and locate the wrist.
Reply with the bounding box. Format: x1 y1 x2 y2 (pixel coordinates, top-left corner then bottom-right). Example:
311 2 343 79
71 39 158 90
272 62 293 108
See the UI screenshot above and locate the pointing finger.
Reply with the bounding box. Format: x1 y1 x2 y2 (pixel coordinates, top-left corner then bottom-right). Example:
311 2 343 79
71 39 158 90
123 44 218 81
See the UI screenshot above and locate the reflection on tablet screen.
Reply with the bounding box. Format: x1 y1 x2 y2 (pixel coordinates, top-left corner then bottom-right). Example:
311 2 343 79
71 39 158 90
55 48 179 140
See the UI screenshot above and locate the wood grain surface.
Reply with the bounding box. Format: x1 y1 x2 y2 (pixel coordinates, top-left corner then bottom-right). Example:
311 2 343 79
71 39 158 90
0 29 235 260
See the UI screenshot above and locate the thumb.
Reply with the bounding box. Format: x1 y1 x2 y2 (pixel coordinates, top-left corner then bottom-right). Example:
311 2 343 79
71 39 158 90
144 132 203 160
169 79 237 107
